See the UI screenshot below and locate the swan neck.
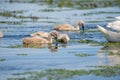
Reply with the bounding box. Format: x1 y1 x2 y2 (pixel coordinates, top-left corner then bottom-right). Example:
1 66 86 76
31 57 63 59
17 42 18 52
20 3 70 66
98 26 107 34
48 37 52 43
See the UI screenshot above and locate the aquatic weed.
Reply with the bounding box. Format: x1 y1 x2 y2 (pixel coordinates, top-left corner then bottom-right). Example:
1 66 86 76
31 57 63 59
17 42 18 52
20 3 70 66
79 39 105 46
0 58 6 61
16 53 28 56
68 51 77 53
46 0 53 4
57 0 73 7
107 51 120 56
0 21 22 25
7 77 26 80
7 44 23 48
0 12 13 17
8 64 120 80
86 29 99 32
89 64 120 77
75 53 95 57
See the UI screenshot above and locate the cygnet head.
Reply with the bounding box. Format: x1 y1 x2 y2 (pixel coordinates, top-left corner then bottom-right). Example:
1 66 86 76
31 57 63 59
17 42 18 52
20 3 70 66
48 30 60 40
76 20 85 32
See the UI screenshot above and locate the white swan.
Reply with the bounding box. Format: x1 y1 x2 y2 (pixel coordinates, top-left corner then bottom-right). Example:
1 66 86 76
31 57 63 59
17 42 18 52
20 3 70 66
97 25 120 42
115 16 120 20
0 31 3 38
107 20 120 32
54 20 85 31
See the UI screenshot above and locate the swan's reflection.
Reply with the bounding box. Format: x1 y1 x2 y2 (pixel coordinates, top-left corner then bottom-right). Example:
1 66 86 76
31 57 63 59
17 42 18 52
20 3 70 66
48 43 58 52
23 43 46 48
48 43 67 52
23 43 67 52
98 43 120 66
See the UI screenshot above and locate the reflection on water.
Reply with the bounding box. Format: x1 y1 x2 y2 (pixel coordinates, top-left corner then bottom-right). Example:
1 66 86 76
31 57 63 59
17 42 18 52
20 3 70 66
23 42 67 52
98 43 120 66
23 43 47 48
48 43 67 52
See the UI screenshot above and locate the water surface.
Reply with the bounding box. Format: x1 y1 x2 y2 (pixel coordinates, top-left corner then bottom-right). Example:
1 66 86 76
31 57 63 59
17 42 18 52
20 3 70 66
0 1 120 80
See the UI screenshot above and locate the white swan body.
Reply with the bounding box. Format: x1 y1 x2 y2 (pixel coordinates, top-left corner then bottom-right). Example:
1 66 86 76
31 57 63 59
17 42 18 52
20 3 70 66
98 25 120 42
115 16 120 20
107 20 120 32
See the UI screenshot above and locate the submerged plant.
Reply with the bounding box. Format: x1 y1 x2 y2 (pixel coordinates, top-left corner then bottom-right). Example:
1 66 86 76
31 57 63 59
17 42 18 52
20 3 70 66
8 64 120 80
0 21 22 25
7 77 26 80
7 44 23 48
46 0 53 4
79 39 105 46
0 58 6 61
57 0 73 7
86 29 99 32
107 51 120 56
75 53 95 57
16 53 28 56
68 51 76 53
0 12 13 17
89 64 120 77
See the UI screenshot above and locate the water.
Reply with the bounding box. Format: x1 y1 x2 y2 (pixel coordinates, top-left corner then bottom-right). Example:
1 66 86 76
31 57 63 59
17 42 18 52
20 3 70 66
0 1 120 80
